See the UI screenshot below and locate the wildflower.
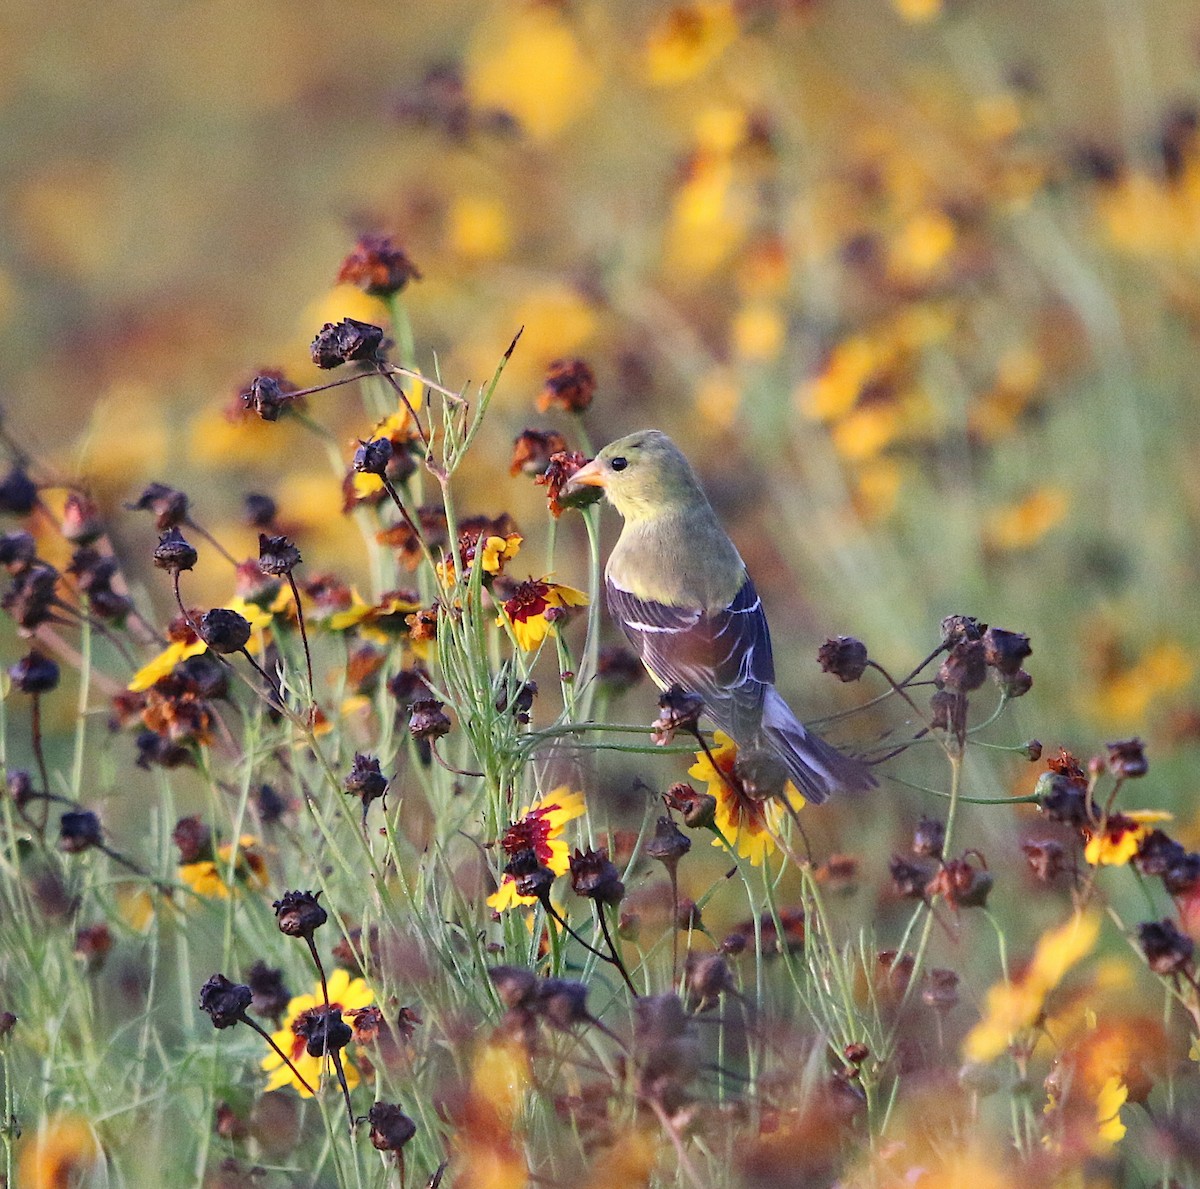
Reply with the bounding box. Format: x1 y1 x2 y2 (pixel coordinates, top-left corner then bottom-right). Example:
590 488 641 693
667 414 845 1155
912 816 946 858
936 640 988 693
982 627 1032 676
2 561 59 629
496 577 588 650
510 428 567 476
984 487 1069 551
1094 1074 1129 1150
963 911 1101 1063
537 358 595 413
178 835 268 899
1021 838 1066 881
487 787 586 912
1084 810 1172 866
243 492 277 528
817 636 869 682
17 1114 100 1188
651 684 705 745
688 731 802 866
645 816 691 871
337 234 421 297
644 2 739 86
310 318 384 369
257 533 301 576
262 968 374 1097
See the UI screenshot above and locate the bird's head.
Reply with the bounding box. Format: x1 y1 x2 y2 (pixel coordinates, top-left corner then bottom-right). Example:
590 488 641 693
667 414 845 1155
565 430 704 522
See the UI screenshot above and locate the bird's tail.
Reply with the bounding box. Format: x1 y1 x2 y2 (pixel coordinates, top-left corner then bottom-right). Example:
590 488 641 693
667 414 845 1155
759 685 876 805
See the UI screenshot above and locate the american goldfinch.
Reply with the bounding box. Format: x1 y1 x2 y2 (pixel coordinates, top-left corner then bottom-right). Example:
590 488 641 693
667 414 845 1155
566 429 873 803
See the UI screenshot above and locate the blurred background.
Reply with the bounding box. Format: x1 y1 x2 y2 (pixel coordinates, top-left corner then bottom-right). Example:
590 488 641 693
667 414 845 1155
3 0 1200 816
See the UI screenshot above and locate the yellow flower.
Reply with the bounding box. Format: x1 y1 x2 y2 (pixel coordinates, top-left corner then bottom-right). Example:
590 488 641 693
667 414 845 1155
448 194 512 261
644 3 739 86
688 731 803 866
497 578 589 651
261 968 374 1097
481 533 523 575
487 787 586 911
891 0 943 22
1094 1075 1128 1150
18 1114 100 1189
983 486 1070 551
887 208 957 285
963 911 1101 1063
467 6 599 142
179 835 268 900
1084 810 1173 866
1091 641 1193 725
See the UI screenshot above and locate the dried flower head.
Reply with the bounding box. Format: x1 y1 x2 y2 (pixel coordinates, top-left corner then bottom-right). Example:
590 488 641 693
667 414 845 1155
1106 738 1148 779
982 627 1032 676
198 608 252 654
273 890 328 940
367 1102 418 1152
818 636 869 682
61 492 103 545
0 468 38 515
344 754 388 807
936 639 988 693
645 815 691 869
311 319 385 370
538 358 596 414
1138 919 1194 975
152 527 198 574
651 684 705 745
9 649 59 694
535 449 595 517
337 235 422 297
199 973 253 1029
568 846 625 905
127 483 188 531
510 428 568 476
662 781 717 830
58 810 103 854
241 373 297 422
257 533 301 577
409 698 451 741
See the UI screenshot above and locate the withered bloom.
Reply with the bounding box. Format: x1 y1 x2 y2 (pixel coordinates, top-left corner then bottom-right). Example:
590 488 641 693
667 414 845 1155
198 608 252 655
153 527 197 573
367 1102 418 1152
538 359 596 413
246 960 290 1024
645 816 691 870
651 684 704 746
568 847 625 905
818 636 869 682
1138 919 1194 975
296 1005 353 1057
172 815 213 864
409 699 451 742
58 810 103 853
10 649 59 694
0 530 36 572
488 965 539 1011
199 973 253 1029
936 640 988 693
354 437 394 476
889 855 929 900
535 449 593 518
3 562 60 629
1021 838 1066 881
1107 737 1148 779
243 492 277 529
258 533 301 576
337 235 422 297
241 373 297 422
912 817 945 859
941 615 985 647
273 890 328 940
510 428 568 476
982 627 1032 676
311 319 385 370
663 781 717 830
344 754 388 808
61 492 103 545
127 483 188 531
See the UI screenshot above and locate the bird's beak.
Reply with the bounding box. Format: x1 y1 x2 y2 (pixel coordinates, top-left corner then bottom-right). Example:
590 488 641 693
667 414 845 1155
563 458 606 497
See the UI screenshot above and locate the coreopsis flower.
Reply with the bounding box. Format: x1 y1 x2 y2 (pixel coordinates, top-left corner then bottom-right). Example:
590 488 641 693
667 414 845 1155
963 911 1101 1063
496 577 588 651
336 234 422 297
687 731 803 866
178 835 268 900
487 788 586 912
17 1114 100 1188
261 968 374 1097
1084 810 1173 866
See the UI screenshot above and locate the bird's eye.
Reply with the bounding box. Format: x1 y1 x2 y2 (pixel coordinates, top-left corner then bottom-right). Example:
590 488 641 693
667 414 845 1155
610 457 628 472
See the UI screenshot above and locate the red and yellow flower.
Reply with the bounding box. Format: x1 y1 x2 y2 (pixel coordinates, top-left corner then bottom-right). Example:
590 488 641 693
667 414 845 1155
688 731 803 867
1084 809 1173 866
487 787 586 911
261 968 375 1097
496 578 588 651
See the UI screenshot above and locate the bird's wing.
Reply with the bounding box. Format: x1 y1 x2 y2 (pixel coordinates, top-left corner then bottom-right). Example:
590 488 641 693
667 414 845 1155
606 575 774 739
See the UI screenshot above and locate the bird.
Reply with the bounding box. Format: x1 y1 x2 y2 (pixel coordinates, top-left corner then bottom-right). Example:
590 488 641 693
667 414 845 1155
565 429 874 804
